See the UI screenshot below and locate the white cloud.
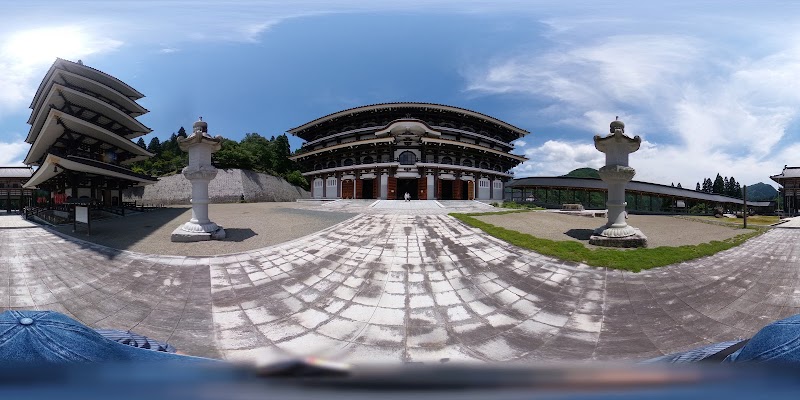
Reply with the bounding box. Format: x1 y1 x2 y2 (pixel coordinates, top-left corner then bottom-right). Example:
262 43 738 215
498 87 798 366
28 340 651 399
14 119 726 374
0 26 123 115
159 47 179 54
0 140 28 166
513 139 604 177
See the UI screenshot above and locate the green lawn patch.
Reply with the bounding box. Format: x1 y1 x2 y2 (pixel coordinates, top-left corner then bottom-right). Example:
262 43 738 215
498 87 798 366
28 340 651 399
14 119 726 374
688 215 780 228
450 212 764 272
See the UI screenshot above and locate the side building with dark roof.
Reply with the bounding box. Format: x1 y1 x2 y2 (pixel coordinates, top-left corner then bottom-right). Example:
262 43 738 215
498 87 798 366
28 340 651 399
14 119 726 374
21 58 157 215
0 167 34 213
771 165 800 216
288 103 528 200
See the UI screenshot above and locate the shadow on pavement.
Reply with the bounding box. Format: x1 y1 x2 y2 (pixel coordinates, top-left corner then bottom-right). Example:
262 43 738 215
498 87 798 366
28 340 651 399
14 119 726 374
50 207 191 256
222 228 258 242
564 228 594 241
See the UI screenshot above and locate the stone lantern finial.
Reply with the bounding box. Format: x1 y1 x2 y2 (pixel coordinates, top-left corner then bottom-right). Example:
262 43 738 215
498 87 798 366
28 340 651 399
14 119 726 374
610 118 625 133
193 117 208 135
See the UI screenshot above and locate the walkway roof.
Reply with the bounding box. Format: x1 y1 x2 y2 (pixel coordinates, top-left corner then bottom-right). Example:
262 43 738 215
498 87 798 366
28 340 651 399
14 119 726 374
0 167 34 179
508 176 773 207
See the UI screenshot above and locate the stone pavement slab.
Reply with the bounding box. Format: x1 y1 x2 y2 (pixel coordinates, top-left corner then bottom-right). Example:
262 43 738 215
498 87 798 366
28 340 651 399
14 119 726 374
3 210 799 364
0 214 37 229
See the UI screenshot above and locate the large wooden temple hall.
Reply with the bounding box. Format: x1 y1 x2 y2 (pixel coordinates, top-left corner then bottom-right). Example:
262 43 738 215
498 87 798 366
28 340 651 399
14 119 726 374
20 58 156 218
288 103 528 201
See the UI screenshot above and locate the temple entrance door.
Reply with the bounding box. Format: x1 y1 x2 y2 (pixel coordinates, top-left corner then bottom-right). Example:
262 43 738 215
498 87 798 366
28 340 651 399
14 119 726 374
461 181 470 200
441 180 454 200
362 179 374 199
396 179 418 200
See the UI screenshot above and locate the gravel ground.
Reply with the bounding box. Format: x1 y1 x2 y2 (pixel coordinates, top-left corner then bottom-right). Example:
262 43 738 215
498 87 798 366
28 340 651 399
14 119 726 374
475 211 753 248
51 202 356 256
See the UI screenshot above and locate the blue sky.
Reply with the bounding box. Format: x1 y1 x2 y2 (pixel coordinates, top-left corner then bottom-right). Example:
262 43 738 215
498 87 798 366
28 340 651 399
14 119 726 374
2 1 800 188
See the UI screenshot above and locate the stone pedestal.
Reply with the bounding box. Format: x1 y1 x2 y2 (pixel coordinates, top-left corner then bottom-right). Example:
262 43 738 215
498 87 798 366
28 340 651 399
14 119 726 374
171 118 226 242
588 119 648 248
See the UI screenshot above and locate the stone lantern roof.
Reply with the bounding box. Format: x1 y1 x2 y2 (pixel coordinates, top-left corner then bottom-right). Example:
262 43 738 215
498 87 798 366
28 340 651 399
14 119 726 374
178 117 223 152
593 118 642 159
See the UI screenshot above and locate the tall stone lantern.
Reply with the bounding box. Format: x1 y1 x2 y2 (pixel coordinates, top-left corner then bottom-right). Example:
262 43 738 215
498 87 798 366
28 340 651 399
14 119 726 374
589 118 648 248
171 117 226 242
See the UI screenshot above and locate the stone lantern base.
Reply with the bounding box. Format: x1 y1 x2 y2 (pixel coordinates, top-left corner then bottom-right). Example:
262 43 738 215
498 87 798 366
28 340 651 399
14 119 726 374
589 229 648 248
171 223 226 242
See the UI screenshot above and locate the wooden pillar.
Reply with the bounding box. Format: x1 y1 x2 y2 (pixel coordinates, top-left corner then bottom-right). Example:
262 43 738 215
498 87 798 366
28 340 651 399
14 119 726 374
355 179 362 199
387 177 397 200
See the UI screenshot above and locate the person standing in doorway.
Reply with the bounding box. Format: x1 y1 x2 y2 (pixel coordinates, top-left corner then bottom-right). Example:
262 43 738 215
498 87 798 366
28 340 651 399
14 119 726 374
404 192 410 202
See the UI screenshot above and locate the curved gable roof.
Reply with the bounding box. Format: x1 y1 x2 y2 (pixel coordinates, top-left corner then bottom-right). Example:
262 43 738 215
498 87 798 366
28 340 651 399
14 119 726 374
29 58 144 110
287 102 530 138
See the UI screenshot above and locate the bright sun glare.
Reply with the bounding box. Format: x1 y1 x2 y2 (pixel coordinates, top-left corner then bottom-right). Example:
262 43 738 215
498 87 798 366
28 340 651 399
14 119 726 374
2 26 112 66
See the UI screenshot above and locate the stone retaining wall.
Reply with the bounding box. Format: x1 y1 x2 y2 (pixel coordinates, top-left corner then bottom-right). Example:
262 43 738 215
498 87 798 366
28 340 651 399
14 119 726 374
123 169 310 205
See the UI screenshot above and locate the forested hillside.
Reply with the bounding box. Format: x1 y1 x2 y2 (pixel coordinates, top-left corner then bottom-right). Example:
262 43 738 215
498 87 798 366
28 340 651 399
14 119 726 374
131 127 308 190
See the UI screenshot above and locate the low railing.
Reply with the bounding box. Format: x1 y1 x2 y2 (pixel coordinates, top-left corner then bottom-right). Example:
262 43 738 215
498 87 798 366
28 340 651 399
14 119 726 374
24 206 72 225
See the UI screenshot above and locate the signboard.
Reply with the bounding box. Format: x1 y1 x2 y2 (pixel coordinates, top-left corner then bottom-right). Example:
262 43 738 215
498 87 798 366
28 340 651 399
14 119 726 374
75 206 89 223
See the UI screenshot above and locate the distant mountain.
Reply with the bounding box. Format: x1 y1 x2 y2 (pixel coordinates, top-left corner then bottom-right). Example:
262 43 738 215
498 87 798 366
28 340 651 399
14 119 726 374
745 182 778 201
563 168 600 179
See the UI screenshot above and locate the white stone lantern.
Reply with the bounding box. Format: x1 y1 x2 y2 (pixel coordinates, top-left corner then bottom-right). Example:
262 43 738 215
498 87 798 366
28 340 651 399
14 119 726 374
589 118 648 248
171 117 226 242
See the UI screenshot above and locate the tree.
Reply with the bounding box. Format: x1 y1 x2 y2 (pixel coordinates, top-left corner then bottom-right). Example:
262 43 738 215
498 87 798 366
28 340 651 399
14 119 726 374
147 136 161 154
213 139 254 170
727 176 738 197
285 170 309 190
240 132 274 172
696 182 701 191
712 174 725 194
702 178 711 193
271 134 293 174
177 126 187 138
136 137 146 149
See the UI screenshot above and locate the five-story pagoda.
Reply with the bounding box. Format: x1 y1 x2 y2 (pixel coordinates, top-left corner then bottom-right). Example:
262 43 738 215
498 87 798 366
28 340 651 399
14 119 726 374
22 58 157 212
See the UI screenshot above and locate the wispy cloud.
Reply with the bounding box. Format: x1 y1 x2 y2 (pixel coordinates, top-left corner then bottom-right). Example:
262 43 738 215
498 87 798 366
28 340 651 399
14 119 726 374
0 139 28 166
467 14 800 187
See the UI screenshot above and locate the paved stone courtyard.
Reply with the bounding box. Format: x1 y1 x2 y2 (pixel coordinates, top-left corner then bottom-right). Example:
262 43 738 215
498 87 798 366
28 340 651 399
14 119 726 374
2 207 800 364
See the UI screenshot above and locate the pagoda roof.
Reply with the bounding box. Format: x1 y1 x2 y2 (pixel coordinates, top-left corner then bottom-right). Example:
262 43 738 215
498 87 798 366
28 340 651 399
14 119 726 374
770 166 800 184
30 58 144 111
23 109 153 166
29 68 148 124
287 102 530 139
0 167 34 179
26 83 151 144
23 153 157 189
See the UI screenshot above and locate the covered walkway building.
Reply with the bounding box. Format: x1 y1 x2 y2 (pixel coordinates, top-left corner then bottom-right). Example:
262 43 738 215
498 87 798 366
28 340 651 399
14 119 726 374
507 176 774 215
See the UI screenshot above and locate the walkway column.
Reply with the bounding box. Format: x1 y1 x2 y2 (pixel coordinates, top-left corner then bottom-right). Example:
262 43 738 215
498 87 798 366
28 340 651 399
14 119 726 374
171 117 226 242
589 118 648 248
